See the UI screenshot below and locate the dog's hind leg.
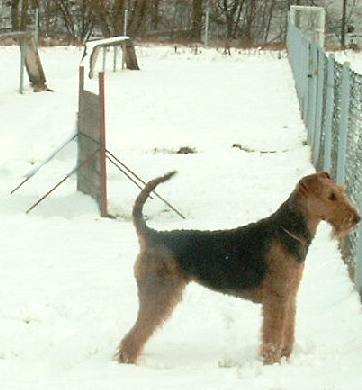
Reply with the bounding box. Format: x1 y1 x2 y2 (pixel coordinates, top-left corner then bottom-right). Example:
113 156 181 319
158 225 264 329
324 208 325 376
118 252 187 364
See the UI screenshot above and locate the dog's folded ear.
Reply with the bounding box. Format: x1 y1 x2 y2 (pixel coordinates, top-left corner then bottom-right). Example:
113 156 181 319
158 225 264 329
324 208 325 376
318 171 331 179
297 173 322 197
298 179 309 197
297 172 330 197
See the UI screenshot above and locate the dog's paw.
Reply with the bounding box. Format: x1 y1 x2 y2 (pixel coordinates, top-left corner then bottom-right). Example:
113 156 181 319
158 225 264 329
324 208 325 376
116 349 137 364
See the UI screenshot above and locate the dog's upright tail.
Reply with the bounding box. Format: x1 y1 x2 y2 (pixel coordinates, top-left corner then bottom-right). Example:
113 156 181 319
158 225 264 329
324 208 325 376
133 171 177 236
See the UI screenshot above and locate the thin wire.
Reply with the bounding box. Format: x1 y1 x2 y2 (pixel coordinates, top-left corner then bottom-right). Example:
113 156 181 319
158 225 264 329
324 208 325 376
26 149 100 214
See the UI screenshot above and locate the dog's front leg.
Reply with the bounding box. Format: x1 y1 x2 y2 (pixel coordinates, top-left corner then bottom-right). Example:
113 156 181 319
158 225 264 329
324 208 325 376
262 293 288 364
280 295 297 359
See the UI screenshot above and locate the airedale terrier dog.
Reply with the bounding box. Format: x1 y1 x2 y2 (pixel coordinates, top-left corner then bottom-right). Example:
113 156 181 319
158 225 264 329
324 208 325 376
118 171 360 365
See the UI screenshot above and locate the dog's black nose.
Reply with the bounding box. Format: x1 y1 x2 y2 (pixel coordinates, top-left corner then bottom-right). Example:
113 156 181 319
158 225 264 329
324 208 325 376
354 214 361 224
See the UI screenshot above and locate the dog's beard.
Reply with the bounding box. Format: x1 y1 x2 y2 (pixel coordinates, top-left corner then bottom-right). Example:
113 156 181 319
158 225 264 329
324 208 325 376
330 224 353 239
329 217 357 239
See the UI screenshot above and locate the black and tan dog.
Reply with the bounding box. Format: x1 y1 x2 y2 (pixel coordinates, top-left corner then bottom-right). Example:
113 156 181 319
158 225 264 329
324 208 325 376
118 171 360 365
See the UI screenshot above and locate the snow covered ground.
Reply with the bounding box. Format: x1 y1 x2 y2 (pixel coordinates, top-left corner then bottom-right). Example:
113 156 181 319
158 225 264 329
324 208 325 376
1 45 362 390
334 49 362 73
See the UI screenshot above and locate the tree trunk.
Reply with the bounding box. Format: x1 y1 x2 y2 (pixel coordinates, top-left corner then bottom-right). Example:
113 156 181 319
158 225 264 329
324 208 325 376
151 0 160 30
80 0 93 41
341 0 347 48
232 1 245 39
19 0 29 31
191 0 203 42
223 0 231 39
122 40 140 70
91 0 112 37
263 0 275 42
128 0 148 37
24 35 48 91
244 0 256 42
11 0 20 31
57 0 75 37
113 0 127 36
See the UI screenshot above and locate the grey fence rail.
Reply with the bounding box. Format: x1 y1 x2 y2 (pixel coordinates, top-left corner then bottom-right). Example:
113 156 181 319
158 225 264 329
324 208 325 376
287 22 362 297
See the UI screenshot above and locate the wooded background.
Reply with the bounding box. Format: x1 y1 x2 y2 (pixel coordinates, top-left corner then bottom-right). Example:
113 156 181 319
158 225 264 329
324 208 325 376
1 1 361 46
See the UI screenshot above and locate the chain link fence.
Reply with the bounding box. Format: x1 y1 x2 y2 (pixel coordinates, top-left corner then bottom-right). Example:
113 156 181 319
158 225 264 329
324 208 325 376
288 22 362 297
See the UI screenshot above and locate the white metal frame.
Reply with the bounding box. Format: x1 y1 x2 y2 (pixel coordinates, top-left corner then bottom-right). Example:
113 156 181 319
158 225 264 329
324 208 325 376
289 5 326 48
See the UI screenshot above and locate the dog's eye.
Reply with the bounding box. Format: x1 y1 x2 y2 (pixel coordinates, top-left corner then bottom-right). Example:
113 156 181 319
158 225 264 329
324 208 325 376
328 193 336 201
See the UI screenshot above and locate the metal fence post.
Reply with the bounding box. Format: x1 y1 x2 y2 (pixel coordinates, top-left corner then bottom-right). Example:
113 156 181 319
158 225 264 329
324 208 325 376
102 46 107 73
312 46 325 166
123 9 128 36
323 54 335 173
98 72 108 217
301 37 307 120
19 38 26 94
113 46 118 72
302 37 309 124
307 43 318 146
336 62 351 185
306 42 312 129
355 203 362 296
295 28 303 109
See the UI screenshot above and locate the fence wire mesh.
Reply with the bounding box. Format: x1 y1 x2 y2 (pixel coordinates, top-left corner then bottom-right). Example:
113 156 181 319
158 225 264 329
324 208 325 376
330 62 344 180
343 70 362 276
288 23 362 295
315 52 328 171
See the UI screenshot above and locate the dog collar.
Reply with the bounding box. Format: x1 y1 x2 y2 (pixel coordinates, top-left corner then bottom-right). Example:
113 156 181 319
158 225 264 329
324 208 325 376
281 227 309 246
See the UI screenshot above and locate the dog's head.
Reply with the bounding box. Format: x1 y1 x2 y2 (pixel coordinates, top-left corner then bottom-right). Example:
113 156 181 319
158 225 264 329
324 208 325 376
297 172 360 237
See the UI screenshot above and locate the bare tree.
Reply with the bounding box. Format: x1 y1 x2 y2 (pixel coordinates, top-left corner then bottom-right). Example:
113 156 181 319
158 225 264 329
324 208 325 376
151 0 161 30
191 0 203 41
243 0 255 42
10 0 20 30
91 0 112 36
220 0 245 40
19 0 29 30
127 0 149 36
262 0 276 42
112 0 127 35
341 0 347 47
57 0 76 37
12 0 361 47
